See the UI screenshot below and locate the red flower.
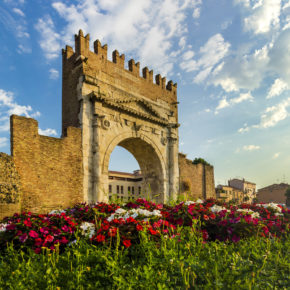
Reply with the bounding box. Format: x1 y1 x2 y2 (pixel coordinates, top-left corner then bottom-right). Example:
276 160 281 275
122 239 131 248
96 234 106 242
6 224 16 231
34 247 41 254
24 219 32 227
209 213 216 220
108 227 117 237
136 224 143 231
34 238 43 247
29 230 39 238
203 215 209 221
148 228 158 235
45 235 54 243
60 236 69 244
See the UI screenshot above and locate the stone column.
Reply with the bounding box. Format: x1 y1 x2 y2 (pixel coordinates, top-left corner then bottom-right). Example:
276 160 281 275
91 114 108 203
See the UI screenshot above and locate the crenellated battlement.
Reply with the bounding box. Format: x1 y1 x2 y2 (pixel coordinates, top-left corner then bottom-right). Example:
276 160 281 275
62 30 177 96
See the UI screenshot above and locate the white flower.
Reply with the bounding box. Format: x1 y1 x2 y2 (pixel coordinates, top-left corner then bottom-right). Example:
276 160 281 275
48 209 66 215
274 213 283 217
257 203 282 213
236 209 260 218
210 205 227 213
68 239 77 246
0 223 7 232
80 222 95 239
196 199 204 204
115 208 127 214
184 199 203 206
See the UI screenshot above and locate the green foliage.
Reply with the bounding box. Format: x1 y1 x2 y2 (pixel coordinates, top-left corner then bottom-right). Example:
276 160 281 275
0 235 289 289
192 158 211 166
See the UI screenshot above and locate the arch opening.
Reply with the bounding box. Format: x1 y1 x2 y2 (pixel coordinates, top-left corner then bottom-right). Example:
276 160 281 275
106 137 165 202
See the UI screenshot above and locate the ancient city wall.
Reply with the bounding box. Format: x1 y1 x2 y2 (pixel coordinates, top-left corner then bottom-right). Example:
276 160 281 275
179 153 215 199
10 115 83 213
0 153 21 220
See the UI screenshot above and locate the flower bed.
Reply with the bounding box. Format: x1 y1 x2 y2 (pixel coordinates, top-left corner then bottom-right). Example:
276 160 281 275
0 199 289 254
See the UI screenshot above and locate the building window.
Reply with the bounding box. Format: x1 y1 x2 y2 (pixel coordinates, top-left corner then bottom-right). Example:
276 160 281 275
109 185 112 193
117 185 119 194
128 186 131 194
138 187 141 195
132 187 134 194
109 196 112 201
121 186 123 194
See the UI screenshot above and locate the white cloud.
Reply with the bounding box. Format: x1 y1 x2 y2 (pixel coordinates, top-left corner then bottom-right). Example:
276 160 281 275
272 152 280 159
231 92 253 104
38 128 57 136
244 0 281 34
267 78 288 99
180 33 230 81
255 97 290 128
215 98 229 112
0 89 41 132
238 126 250 133
212 43 270 92
192 8 200 19
215 92 253 113
35 0 200 75
49 68 59 80
182 50 195 61
0 137 8 148
12 8 25 17
35 16 62 59
17 44 31 54
243 145 260 151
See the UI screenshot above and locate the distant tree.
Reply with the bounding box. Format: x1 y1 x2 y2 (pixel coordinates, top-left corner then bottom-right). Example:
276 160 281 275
192 158 211 166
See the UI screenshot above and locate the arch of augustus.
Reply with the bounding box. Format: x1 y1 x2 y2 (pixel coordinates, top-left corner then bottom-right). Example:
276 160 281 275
0 30 215 218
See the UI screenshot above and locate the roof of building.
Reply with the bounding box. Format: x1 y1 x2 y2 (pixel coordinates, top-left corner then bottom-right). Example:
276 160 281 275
109 170 142 177
229 178 256 185
258 183 289 192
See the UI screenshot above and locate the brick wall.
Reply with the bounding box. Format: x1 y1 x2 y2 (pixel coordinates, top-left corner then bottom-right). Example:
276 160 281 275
178 153 215 199
257 183 289 204
10 115 83 213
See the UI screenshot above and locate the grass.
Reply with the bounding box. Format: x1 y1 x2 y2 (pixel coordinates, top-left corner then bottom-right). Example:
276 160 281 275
0 233 289 289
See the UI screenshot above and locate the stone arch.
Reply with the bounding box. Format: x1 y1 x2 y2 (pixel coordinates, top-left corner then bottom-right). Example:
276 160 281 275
101 131 167 201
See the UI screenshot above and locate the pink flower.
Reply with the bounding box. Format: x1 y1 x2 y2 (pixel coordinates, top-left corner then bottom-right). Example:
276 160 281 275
24 219 32 227
232 235 240 243
29 230 39 238
19 233 28 243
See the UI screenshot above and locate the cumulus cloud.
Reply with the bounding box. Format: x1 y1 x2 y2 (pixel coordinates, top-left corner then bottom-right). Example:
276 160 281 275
272 152 280 159
35 16 62 59
254 97 290 128
267 78 288 99
180 33 230 82
35 0 201 76
38 128 57 136
0 89 41 132
244 0 281 34
49 68 59 80
215 92 253 113
243 145 260 151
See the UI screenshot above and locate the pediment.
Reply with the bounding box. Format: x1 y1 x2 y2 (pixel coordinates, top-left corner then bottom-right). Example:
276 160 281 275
91 92 169 125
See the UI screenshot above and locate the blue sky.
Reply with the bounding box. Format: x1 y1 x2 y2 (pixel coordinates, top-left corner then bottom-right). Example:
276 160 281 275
0 0 290 189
